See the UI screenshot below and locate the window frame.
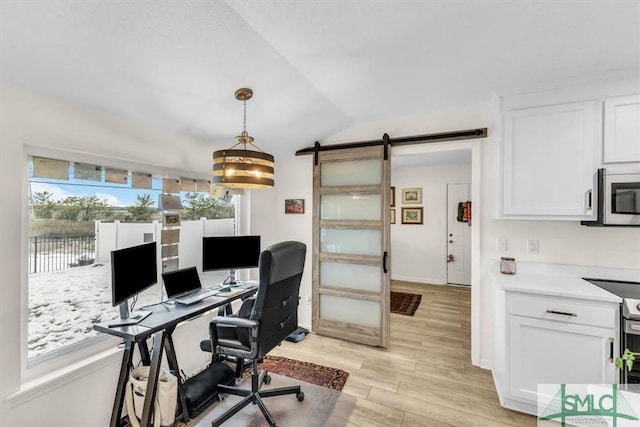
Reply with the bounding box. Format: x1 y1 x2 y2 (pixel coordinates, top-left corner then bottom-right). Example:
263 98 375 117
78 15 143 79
21 146 235 382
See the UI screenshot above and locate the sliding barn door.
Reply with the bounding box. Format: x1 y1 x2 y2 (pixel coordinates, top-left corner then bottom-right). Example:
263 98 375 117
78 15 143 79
312 145 391 347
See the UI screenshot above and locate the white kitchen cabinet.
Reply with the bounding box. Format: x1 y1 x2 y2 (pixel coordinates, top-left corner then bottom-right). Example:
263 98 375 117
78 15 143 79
603 94 640 164
502 100 599 219
505 292 618 415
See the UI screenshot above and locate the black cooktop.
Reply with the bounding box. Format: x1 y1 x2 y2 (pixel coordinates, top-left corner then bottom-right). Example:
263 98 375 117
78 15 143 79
583 278 640 299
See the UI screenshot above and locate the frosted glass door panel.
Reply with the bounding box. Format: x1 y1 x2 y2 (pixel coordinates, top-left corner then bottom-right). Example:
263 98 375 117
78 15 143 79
321 262 381 292
321 159 382 186
320 194 382 220
320 294 380 328
320 229 381 256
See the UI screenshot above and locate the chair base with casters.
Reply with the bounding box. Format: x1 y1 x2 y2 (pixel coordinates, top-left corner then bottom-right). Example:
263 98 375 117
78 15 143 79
212 359 304 427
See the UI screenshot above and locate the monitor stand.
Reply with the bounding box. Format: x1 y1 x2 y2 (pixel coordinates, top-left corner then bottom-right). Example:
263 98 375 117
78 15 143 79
228 268 237 285
107 301 152 327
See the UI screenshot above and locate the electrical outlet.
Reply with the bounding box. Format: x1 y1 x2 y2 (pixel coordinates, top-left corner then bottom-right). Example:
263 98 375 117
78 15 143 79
527 239 539 254
497 237 508 251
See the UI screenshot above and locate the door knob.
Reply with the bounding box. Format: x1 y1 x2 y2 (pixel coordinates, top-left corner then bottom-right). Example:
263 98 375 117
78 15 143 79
448 240 453 243
447 254 454 263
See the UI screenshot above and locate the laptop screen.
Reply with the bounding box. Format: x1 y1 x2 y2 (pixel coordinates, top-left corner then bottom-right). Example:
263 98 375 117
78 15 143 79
162 266 202 298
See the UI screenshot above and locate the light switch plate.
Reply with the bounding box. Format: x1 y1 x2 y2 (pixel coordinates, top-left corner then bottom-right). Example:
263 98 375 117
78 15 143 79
497 237 508 251
527 239 539 254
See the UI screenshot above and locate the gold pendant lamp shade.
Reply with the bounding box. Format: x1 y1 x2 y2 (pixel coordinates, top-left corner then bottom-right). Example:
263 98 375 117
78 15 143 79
212 88 275 188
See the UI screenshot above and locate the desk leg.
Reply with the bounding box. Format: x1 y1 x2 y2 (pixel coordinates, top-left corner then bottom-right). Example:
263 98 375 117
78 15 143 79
140 331 165 427
163 328 189 422
110 340 135 427
138 339 151 365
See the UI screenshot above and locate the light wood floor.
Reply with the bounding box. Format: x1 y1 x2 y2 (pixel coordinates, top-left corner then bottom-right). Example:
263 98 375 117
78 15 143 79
270 281 537 427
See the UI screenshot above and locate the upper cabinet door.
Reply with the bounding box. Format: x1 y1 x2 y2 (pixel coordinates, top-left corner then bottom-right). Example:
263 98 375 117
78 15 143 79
603 94 640 164
502 100 599 219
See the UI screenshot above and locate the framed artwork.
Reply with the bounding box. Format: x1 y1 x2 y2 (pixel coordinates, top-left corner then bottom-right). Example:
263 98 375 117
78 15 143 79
285 199 305 214
390 186 396 207
401 207 423 224
402 187 422 204
390 208 396 224
163 213 181 227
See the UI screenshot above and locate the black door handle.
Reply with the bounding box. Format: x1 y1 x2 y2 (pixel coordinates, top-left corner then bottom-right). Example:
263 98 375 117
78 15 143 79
383 251 388 274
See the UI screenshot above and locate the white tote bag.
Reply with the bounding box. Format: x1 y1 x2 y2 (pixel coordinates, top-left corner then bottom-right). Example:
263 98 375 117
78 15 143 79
125 366 178 427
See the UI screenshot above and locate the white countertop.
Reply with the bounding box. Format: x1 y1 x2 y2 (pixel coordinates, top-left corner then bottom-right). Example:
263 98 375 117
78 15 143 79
490 261 640 303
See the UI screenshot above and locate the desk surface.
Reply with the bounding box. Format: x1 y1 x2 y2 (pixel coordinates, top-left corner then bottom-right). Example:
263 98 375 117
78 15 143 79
94 285 257 341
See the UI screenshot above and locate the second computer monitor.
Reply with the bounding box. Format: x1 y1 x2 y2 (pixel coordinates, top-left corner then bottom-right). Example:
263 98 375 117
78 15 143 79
202 235 260 283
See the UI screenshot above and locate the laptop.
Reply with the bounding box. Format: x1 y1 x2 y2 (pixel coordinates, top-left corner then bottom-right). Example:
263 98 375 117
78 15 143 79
162 266 218 305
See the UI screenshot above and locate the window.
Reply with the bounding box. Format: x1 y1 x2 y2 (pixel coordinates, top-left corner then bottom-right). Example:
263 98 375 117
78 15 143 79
27 155 236 362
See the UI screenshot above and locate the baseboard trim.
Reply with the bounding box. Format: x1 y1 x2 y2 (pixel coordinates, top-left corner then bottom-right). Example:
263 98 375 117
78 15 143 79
391 275 445 285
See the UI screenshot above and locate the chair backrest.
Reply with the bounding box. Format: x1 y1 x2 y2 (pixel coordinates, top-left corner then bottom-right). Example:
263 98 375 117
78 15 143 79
250 241 306 358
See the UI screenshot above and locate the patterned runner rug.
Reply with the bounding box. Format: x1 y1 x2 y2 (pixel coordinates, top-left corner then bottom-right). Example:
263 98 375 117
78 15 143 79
246 356 349 391
390 291 422 316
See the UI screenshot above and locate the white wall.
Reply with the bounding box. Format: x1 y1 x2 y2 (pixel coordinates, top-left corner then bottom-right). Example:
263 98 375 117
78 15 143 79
2 81 639 425
390 163 471 284
248 101 640 371
0 84 222 426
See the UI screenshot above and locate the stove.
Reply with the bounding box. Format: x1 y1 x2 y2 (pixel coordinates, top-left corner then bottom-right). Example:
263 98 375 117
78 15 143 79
583 277 640 384
583 278 640 320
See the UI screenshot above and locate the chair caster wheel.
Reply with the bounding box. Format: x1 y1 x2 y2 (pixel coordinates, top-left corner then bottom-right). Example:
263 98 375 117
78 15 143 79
297 391 304 402
218 394 224 402
264 374 271 384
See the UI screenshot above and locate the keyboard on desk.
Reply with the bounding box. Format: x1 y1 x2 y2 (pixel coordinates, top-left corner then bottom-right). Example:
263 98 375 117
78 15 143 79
172 287 219 305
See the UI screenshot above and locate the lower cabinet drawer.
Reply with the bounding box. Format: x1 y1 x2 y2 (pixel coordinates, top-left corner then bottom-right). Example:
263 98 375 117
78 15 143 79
508 293 617 328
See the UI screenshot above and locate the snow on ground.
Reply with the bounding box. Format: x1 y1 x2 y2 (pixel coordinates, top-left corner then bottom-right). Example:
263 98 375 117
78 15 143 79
28 263 161 359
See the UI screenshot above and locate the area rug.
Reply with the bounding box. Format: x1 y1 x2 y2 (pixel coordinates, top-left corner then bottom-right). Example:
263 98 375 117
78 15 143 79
390 291 422 316
244 355 349 392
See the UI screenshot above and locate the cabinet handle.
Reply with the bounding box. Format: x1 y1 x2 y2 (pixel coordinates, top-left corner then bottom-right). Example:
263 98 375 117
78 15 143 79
586 189 593 211
546 309 577 317
609 337 614 363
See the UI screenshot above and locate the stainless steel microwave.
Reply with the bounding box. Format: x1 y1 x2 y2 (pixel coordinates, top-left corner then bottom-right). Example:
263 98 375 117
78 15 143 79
582 167 640 227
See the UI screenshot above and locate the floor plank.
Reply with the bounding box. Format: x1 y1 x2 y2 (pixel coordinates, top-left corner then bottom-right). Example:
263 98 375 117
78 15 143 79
274 281 537 426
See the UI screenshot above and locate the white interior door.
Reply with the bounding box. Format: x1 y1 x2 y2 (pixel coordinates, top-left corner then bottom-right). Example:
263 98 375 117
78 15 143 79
447 183 471 286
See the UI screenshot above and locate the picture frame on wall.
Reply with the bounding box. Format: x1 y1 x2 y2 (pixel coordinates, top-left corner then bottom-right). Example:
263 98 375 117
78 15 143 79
390 186 396 207
285 199 305 214
390 208 396 224
401 207 423 224
402 187 422 204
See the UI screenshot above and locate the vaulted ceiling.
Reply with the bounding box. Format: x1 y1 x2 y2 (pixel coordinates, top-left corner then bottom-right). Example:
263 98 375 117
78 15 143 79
1 1 638 156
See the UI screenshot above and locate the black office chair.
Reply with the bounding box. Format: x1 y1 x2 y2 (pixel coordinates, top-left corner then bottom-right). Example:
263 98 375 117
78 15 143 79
207 241 306 427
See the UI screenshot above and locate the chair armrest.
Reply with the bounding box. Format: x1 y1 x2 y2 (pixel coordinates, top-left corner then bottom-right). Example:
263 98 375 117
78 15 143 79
211 316 258 328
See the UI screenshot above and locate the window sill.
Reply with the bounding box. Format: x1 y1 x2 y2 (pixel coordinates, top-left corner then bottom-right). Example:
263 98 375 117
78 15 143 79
7 347 122 408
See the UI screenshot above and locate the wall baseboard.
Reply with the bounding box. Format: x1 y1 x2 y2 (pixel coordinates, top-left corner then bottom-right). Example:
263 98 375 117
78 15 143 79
391 275 445 285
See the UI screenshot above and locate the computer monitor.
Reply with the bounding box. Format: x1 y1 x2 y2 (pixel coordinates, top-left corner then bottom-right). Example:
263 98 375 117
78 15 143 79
111 242 157 323
202 235 260 284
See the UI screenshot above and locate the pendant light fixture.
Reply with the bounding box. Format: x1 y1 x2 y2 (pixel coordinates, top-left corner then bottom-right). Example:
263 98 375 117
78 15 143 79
212 88 275 188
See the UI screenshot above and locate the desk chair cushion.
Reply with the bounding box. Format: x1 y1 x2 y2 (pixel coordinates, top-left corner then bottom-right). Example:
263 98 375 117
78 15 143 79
200 297 254 353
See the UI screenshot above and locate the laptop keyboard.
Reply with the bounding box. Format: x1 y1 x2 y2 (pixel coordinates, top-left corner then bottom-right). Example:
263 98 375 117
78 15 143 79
173 288 218 305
